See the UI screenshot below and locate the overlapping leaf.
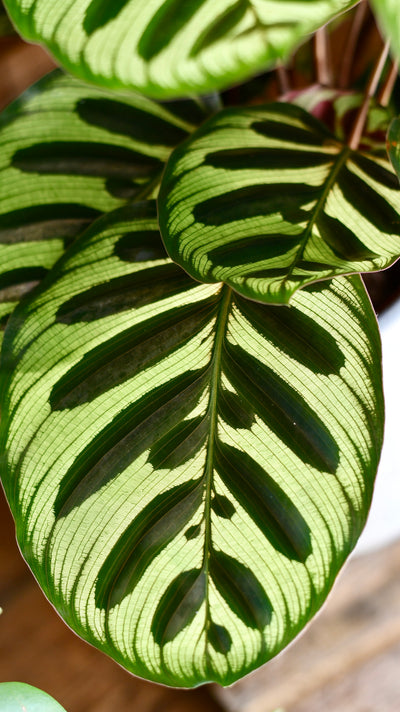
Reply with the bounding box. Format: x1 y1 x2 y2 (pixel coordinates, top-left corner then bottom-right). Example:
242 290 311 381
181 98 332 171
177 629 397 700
370 0 400 66
159 103 400 304
3 0 356 98
0 71 202 344
0 201 383 686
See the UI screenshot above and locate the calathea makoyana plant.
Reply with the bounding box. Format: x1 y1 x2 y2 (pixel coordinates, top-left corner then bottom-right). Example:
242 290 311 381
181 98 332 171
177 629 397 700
1 0 400 688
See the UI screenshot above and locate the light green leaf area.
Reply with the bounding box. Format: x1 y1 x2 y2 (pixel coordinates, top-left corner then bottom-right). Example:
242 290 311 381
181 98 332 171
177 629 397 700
370 0 400 65
3 0 356 98
0 70 200 341
0 682 67 712
0 202 383 687
159 103 400 304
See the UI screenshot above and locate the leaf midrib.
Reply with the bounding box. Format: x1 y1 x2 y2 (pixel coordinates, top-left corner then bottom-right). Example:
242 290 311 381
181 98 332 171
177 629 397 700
202 284 231 651
285 145 350 282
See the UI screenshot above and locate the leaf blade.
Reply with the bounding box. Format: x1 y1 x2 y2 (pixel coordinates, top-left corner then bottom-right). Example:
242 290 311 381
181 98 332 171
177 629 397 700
0 201 383 687
3 0 357 97
0 70 200 343
159 103 400 304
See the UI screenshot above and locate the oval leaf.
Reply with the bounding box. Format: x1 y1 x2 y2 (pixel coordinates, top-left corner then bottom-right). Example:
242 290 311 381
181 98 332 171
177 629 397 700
159 102 400 304
3 0 356 98
0 201 383 687
0 683 67 712
0 70 201 343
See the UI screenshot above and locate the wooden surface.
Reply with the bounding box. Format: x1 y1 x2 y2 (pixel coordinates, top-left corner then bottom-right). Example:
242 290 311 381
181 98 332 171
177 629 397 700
214 539 400 712
0 488 224 712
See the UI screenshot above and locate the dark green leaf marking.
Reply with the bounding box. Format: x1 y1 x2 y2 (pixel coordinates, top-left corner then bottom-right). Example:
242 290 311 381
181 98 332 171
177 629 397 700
210 551 272 629
190 0 248 57
53 368 208 517
96 480 203 609
83 0 130 34
152 569 206 645
76 98 189 147
138 0 209 61
224 343 339 474
208 622 232 655
12 142 163 178
215 444 312 561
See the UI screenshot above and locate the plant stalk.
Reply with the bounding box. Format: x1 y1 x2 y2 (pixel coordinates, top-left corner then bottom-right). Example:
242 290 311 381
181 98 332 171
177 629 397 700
348 40 390 150
276 63 290 95
338 0 368 88
378 60 399 107
315 26 332 86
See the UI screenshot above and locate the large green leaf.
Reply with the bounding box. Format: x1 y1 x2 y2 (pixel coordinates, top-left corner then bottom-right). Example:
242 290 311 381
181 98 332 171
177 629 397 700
0 683 67 712
0 201 383 687
159 103 400 304
3 0 356 98
0 71 201 344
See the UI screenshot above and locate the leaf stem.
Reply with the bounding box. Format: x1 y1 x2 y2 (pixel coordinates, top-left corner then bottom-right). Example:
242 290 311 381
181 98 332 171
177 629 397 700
194 92 223 115
378 59 399 107
315 26 332 86
276 63 290 95
348 40 390 151
338 0 368 89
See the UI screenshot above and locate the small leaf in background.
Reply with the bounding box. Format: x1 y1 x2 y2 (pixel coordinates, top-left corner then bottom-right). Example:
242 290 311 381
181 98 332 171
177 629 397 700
286 85 391 155
0 682 67 712
0 70 203 344
3 0 357 97
387 116 400 179
0 201 383 687
159 102 400 305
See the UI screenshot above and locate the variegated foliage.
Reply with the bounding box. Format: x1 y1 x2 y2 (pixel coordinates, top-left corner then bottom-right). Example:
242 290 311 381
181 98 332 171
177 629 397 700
159 103 400 304
3 0 356 97
0 71 204 344
0 202 383 687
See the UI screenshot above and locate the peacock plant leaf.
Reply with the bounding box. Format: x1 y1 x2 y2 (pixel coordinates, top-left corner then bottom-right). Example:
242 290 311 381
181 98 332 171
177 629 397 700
0 201 383 687
159 102 400 305
0 71 203 344
3 0 357 98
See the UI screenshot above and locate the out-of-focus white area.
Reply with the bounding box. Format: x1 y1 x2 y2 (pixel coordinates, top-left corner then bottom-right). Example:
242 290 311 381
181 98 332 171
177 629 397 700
356 297 400 554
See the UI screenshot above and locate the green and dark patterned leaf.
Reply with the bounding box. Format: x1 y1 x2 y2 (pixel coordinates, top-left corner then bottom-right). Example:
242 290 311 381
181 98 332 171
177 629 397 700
159 102 400 304
3 0 356 98
0 201 383 687
0 70 201 344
